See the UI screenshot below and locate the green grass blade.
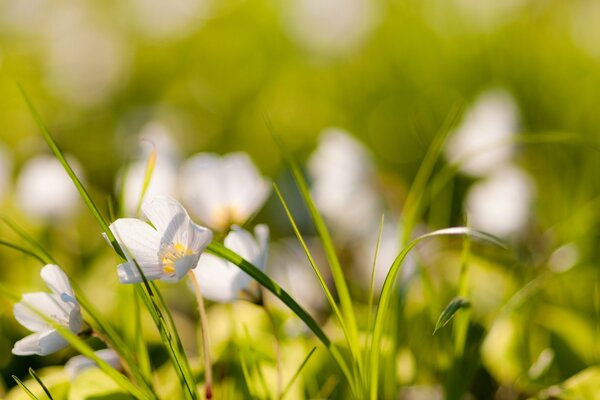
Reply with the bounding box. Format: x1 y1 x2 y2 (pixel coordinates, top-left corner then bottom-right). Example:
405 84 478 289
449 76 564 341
280 347 317 400
135 142 157 216
433 297 471 335
401 106 461 245
18 85 122 256
0 216 57 264
369 227 506 400
206 241 356 395
28 368 53 400
268 126 361 383
0 239 47 264
12 375 39 400
273 185 356 353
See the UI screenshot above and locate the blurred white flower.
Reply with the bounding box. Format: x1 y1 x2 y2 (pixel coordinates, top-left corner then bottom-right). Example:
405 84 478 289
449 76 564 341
352 220 417 294
308 128 381 237
130 0 211 40
12 264 83 356
109 196 213 284
445 90 520 177
16 155 81 221
65 349 121 379
466 166 534 237
194 225 269 303
118 122 180 216
43 3 128 107
0 0 52 34
266 238 329 314
179 152 271 232
283 0 379 57
570 1 600 60
0 143 12 203
548 243 579 273
451 0 526 32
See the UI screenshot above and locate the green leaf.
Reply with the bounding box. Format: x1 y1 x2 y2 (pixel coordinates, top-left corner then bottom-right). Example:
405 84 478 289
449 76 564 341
28 368 53 400
206 241 355 394
281 347 317 400
11 376 39 400
433 297 471 335
369 227 506 400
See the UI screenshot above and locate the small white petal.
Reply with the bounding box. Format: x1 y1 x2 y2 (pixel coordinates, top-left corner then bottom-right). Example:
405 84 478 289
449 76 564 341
142 196 191 245
171 254 201 281
13 302 49 332
117 262 163 284
110 218 161 267
18 293 73 327
65 348 121 379
194 254 245 303
186 222 213 255
40 264 75 299
38 329 70 355
12 332 44 356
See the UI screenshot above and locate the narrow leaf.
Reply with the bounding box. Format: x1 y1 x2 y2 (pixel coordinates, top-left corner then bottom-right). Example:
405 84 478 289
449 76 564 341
434 297 471 335
12 375 39 400
28 368 53 400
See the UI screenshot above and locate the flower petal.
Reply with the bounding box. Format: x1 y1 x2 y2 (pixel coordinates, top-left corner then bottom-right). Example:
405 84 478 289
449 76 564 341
13 301 49 332
194 253 246 303
65 348 121 379
109 218 161 267
12 332 44 356
117 262 164 284
38 329 69 355
40 264 74 299
142 196 191 245
186 222 213 256
17 292 73 328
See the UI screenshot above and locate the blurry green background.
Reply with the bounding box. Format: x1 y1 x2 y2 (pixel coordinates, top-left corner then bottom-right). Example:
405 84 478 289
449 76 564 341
2 0 600 398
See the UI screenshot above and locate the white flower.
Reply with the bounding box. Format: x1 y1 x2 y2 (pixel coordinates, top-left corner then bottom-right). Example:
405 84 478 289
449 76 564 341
16 155 82 220
445 89 520 177
12 264 83 356
283 0 379 57
466 166 534 237
65 349 121 379
109 196 213 284
308 129 381 237
193 225 269 303
179 152 271 231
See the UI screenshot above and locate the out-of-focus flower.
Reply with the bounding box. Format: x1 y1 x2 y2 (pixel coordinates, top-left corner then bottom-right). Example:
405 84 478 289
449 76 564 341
445 90 520 177
466 166 534 237
118 122 180 216
12 264 83 356
109 196 213 284
352 220 417 294
16 155 81 221
43 3 128 107
283 0 379 57
308 128 381 237
65 349 121 379
179 152 271 232
451 0 526 32
193 225 269 303
266 238 329 314
570 1 600 60
130 0 211 41
0 143 12 203
0 0 53 34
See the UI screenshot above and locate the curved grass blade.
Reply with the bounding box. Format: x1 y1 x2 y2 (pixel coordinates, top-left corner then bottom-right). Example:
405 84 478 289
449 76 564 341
18 85 123 257
268 124 361 385
12 375 39 400
29 368 53 400
369 227 506 400
0 216 57 264
206 241 356 395
433 297 470 335
281 347 317 400
0 239 47 264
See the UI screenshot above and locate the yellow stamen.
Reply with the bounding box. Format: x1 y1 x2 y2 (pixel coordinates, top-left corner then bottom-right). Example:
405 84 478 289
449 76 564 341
159 242 193 275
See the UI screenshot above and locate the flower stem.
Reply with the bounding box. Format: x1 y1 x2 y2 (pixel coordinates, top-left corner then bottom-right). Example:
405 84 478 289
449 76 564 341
188 271 213 400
